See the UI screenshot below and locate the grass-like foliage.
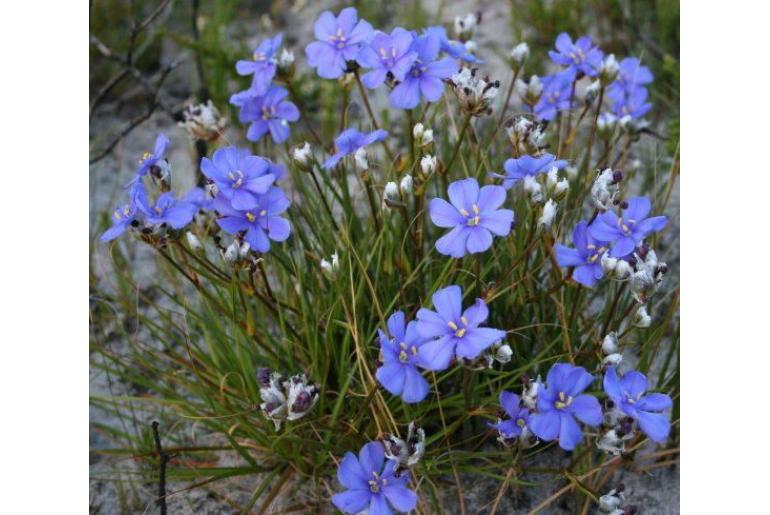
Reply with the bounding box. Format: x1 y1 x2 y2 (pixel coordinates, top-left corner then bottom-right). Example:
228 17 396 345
90 3 679 513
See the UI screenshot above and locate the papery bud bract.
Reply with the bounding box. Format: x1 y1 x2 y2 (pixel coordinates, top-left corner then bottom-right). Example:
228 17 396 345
452 68 499 116
383 182 399 206
178 100 226 142
585 80 600 105
633 305 652 328
277 48 295 73
602 332 619 354
399 174 413 195
523 175 543 203
538 199 557 229
454 13 479 40
420 155 437 176
493 343 513 364
186 231 203 252
600 54 619 84
602 353 623 366
412 123 434 147
354 147 369 171
591 168 619 210
509 42 529 70
292 142 312 169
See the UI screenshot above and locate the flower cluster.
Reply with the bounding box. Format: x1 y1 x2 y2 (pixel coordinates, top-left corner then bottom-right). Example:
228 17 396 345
375 284 507 404
556 195 667 288
332 441 417 514
257 368 319 430
489 363 672 452
231 33 299 143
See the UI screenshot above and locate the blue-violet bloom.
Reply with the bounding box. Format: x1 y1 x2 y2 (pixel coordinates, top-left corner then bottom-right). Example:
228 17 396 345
548 33 604 77
213 186 291 253
554 221 610 287
490 153 568 190
488 391 532 440
356 28 417 89
135 186 198 229
531 69 577 121
331 441 418 514
235 33 282 94
239 86 299 144
416 285 507 368
305 7 373 79
589 196 667 258
200 146 276 210
528 363 603 451
430 178 514 257
323 128 388 169
375 311 433 403
604 367 672 443
423 26 482 63
101 202 139 242
132 133 170 183
389 32 459 110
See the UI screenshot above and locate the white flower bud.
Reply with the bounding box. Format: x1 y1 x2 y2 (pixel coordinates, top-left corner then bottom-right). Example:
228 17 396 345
454 13 478 40
597 112 618 135
600 54 619 84
523 175 543 203
412 123 433 147
591 168 619 210
354 147 369 171
464 40 477 54
525 75 542 99
383 181 399 203
185 231 203 251
399 174 413 195
585 79 600 104
224 241 240 263
178 100 226 142
522 379 540 409
602 353 623 366
510 42 529 68
420 155 437 176
491 343 513 364
538 199 557 228
277 48 295 72
601 332 619 354
292 142 312 167
320 252 339 275
633 305 652 328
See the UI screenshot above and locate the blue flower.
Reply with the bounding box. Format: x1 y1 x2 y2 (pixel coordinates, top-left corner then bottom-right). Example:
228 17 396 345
130 133 170 184
430 178 514 258
237 86 299 144
609 84 652 120
235 33 282 94
331 441 418 514
200 146 276 210
548 33 603 77
423 26 482 63
490 153 568 189
101 202 138 242
488 391 531 440
531 69 577 121
416 285 507 369
589 197 667 258
305 7 373 79
212 186 291 253
134 185 198 229
528 363 603 451
356 28 417 89
389 32 459 110
604 367 672 443
322 128 388 169
375 311 433 403
555 221 610 287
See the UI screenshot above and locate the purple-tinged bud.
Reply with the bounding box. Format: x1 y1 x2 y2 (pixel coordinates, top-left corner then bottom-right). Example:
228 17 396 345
612 170 623 183
257 368 271 388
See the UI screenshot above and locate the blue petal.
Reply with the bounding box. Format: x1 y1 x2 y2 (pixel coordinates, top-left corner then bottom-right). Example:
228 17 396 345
418 334 455 371
636 393 672 412
376 363 406 396
337 452 368 490
557 412 583 450
569 394 602 426
402 366 430 403
637 410 671 443
358 442 384 477
466 227 494 254
529 410 560 441
436 225 471 258
332 489 371 514
382 483 417 512
431 285 462 322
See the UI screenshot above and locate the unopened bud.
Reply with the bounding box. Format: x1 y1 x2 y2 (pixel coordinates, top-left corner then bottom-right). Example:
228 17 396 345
420 155 437 176
633 306 652 328
400 174 413 195
509 42 529 70
600 54 619 84
186 232 203 252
